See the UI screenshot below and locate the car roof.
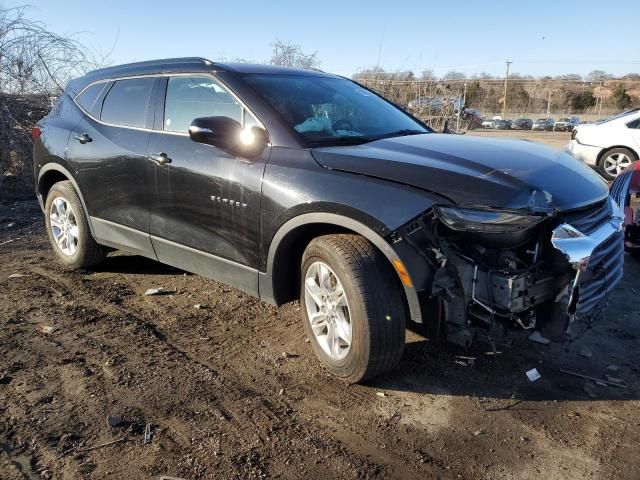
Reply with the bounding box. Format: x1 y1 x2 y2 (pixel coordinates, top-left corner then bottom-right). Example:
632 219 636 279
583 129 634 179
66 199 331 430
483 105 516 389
66 57 335 94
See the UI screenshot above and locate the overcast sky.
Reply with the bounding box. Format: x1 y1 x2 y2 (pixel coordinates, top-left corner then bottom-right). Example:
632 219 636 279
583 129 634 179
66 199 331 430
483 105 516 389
4 0 639 78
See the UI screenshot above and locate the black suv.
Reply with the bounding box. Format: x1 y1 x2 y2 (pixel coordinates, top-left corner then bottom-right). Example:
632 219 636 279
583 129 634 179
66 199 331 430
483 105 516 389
34 58 624 383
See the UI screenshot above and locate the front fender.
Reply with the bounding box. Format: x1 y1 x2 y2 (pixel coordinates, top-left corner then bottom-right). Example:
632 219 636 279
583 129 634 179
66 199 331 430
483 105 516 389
260 212 427 323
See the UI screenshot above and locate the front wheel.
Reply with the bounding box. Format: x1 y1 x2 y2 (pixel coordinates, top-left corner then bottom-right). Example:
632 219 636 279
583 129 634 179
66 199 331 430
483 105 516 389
599 147 636 181
45 180 106 269
300 235 406 383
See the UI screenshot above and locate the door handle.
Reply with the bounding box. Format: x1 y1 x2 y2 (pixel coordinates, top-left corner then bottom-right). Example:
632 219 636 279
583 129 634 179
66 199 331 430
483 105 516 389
73 133 92 144
148 152 172 165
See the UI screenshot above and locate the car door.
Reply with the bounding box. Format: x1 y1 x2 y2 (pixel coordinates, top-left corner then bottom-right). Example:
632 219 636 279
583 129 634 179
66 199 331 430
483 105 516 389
66 77 159 257
147 75 268 291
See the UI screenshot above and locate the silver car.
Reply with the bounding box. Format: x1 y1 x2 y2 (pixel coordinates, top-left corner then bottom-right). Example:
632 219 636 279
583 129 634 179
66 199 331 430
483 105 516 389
554 116 579 132
532 118 555 131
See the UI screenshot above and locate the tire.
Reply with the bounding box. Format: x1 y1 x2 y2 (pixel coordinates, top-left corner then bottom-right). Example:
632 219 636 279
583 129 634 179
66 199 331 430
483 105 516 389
44 180 106 269
300 234 407 383
598 147 637 181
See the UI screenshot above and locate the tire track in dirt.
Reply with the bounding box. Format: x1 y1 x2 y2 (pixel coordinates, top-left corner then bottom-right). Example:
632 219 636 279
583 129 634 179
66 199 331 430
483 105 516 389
12 263 431 478
2 206 640 479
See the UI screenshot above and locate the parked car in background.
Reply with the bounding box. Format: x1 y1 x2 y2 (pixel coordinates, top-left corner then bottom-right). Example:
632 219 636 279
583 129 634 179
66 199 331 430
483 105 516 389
481 118 496 128
461 108 483 129
493 119 511 130
610 161 640 254
554 116 579 132
566 109 640 180
532 118 555 131
512 118 533 130
33 57 624 383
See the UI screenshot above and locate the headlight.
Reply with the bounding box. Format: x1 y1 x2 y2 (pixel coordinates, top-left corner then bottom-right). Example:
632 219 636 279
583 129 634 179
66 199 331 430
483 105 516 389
433 205 547 233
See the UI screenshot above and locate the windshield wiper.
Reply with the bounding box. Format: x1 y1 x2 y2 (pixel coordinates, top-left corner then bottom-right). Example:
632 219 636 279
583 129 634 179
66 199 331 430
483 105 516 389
308 136 376 146
371 129 427 141
308 129 426 147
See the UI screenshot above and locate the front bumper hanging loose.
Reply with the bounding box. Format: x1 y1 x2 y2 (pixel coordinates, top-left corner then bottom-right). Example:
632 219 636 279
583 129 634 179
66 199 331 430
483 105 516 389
550 197 624 317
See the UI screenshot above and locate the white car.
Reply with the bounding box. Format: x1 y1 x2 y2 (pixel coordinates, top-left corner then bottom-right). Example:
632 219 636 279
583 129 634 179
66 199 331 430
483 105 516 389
566 109 640 180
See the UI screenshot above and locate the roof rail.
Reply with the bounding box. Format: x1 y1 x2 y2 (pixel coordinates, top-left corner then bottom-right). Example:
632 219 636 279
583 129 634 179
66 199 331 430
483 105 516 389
85 57 214 77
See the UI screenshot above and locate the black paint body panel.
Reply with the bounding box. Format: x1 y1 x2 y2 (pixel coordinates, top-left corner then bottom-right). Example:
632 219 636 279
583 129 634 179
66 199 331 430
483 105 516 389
311 133 609 212
33 58 613 324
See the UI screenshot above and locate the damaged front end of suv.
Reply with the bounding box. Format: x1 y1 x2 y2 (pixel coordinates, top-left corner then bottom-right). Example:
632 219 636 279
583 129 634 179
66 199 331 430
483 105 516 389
311 125 625 358
390 190 624 346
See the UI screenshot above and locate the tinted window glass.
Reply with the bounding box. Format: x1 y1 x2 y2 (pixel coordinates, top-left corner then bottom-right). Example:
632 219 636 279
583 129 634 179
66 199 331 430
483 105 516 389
244 74 428 146
243 109 260 129
164 76 242 133
627 118 640 129
76 82 109 117
101 78 155 128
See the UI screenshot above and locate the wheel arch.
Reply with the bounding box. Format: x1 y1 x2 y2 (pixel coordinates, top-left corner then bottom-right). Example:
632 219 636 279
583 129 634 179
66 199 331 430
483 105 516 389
259 212 423 323
37 164 95 237
597 145 639 165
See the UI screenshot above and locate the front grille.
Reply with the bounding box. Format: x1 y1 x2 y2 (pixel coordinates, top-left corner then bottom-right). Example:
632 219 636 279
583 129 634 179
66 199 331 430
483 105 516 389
555 198 624 318
576 229 624 317
559 199 612 235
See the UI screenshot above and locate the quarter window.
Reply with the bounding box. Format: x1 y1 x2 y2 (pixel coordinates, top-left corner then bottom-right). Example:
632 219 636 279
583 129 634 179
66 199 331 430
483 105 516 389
101 78 155 128
76 82 110 117
163 76 243 133
627 118 640 129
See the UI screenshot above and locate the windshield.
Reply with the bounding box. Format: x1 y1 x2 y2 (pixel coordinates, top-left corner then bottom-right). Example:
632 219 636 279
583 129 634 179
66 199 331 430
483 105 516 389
243 74 429 146
559 117 570 122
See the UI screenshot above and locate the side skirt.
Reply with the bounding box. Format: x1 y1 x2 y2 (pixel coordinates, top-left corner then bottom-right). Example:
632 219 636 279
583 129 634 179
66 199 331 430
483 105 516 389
91 217 157 260
150 236 259 297
90 217 259 297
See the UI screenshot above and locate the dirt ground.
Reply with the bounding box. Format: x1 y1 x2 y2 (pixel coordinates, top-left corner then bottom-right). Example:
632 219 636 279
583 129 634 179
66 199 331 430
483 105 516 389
468 129 572 150
1 131 639 479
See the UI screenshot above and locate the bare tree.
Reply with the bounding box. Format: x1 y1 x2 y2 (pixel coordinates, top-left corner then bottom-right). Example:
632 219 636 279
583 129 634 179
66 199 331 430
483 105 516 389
586 70 612 82
269 40 320 70
420 69 435 81
442 70 465 81
0 6 106 198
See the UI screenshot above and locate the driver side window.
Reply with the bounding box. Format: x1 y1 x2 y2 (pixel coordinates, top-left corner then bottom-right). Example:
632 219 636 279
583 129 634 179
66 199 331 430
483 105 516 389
164 76 245 133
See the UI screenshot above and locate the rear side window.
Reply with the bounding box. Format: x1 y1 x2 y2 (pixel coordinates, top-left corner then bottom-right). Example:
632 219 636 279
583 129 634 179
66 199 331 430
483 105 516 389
101 78 155 128
76 82 109 117
627 118 640 129
163 76 242 133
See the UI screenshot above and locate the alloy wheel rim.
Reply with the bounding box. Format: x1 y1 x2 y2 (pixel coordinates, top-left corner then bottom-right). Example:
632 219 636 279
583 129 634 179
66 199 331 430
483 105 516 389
604 153 631 176
304 261 352 360
49 197 79 256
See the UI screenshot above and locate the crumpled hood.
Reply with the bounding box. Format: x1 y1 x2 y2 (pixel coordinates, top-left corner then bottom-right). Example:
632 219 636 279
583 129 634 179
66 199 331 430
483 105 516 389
311 133 609 211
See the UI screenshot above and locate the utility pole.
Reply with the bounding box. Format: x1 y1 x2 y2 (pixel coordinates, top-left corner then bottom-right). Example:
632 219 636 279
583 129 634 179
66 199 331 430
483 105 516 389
502 61 511 118
547 90 552 116
598 81 603 118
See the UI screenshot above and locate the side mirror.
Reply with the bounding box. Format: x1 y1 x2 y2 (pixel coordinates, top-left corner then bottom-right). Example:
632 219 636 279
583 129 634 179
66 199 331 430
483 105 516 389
188 116 268 158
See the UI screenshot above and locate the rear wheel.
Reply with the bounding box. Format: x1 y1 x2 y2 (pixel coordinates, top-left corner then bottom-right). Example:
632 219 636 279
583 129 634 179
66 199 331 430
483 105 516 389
300 234 406 383
599 147 636 181
45 181 106 269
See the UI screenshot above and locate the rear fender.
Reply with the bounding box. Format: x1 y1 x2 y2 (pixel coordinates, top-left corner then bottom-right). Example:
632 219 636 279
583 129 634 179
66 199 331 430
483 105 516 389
37 163 95 237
